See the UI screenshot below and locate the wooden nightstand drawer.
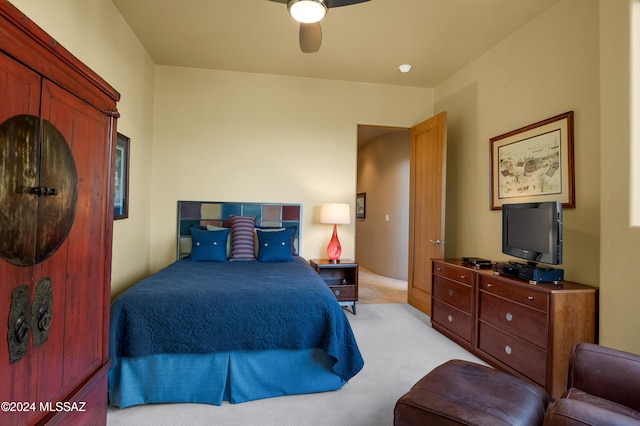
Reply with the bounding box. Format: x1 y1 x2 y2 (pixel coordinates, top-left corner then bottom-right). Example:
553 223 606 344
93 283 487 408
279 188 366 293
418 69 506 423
479 292 547 348
479 275 548 312
432 299 473 343
433 275 472 314
433 261 474 285
478 322 546 386
329 284 356 300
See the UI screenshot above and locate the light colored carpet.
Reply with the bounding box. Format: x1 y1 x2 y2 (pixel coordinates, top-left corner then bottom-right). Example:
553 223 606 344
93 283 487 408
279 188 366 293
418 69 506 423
106 304 485 426
357 267 407 304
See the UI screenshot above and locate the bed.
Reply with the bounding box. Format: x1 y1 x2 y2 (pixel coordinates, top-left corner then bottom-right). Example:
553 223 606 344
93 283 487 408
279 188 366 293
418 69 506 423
108 201 364 408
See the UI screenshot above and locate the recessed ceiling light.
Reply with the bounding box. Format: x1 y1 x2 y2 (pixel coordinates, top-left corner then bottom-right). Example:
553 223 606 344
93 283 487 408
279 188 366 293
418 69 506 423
399 64 412 73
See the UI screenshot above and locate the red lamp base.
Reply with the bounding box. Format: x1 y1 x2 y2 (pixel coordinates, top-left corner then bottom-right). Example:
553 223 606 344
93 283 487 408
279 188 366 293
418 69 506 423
326 224 342 263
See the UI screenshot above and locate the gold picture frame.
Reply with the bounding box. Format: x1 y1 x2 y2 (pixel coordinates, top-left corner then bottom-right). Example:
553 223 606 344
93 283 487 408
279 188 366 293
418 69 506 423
490 111 575 210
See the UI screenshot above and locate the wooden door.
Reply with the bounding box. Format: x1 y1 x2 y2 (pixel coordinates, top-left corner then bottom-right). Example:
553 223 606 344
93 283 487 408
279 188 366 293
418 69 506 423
408 112 447 315
36 79 113 412
0 49 42 426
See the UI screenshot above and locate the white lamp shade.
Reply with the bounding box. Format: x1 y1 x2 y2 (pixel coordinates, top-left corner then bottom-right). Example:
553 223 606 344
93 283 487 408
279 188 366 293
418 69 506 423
320 203 351 225
288 0 327 24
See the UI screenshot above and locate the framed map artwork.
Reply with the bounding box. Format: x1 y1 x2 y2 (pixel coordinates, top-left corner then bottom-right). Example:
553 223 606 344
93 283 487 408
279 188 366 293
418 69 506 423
490 111 575 210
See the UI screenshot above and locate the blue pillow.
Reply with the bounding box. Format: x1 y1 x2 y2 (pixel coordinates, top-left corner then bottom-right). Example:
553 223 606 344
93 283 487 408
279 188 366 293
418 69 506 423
256 228 295 262
206 225 231 257
256 225 298 255
190 227 231 262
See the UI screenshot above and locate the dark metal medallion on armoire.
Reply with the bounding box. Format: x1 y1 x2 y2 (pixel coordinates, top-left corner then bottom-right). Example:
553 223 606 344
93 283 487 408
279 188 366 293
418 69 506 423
0 114 78 266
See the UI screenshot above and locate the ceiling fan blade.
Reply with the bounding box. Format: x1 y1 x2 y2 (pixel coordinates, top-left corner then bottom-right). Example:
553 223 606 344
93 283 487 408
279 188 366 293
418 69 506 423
325 0 369 8
299 22 322 53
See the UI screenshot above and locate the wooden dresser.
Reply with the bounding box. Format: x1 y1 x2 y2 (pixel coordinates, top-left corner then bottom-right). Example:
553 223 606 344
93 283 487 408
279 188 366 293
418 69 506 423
432 259 598 398
0 3 119 425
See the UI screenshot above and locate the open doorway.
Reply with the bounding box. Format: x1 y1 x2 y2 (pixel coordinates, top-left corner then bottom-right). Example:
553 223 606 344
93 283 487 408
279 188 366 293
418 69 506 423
356 125 410 302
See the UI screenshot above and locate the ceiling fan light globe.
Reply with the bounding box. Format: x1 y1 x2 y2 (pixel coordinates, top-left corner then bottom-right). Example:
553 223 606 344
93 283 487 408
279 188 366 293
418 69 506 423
288 0 327 24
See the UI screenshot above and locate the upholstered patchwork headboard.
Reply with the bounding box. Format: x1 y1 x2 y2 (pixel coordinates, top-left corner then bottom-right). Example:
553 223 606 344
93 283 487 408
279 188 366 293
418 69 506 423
177 200 302 260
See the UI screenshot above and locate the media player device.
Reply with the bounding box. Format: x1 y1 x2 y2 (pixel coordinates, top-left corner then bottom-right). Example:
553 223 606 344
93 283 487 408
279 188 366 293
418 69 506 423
461 257 492 267
494 261 564 284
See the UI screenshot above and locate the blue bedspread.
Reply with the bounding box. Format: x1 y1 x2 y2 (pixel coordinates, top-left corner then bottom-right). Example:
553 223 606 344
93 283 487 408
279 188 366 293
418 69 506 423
109 257 364 382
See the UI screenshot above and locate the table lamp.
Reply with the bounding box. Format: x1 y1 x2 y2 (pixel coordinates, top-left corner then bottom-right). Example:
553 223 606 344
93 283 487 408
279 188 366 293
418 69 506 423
320 202 350 263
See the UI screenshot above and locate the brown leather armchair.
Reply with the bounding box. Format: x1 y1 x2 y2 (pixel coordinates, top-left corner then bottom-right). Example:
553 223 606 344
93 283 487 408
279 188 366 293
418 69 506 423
544 343 640 425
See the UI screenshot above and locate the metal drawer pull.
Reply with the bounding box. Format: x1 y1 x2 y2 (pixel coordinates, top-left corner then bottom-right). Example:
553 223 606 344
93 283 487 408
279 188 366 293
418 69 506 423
527 296 534 300
447 315 453 322
486 283 494 288
460 275 466 279
436 267 441 271
506 312 513 321
505 345 512 355
448 289 454 297
334 289 340 296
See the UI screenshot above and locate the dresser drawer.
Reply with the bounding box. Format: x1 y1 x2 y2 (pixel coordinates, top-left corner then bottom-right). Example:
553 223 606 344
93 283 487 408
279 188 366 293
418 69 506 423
479 292 547 348
432 299 472 343
433 262 473 285
479 275 548 311
478 322 546 386
433 275 472 314
328 284 356 300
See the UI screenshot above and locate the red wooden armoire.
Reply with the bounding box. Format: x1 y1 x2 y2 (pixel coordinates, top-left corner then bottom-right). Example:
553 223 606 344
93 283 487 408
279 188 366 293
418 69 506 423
0 2 119 425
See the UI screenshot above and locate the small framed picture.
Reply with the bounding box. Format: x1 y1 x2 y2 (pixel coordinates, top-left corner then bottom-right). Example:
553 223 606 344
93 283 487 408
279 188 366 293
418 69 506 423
114 133 130 220
356 193 366 219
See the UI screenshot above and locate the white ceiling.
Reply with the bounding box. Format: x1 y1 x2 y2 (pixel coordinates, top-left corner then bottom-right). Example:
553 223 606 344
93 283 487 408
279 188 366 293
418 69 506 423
112 0 561 89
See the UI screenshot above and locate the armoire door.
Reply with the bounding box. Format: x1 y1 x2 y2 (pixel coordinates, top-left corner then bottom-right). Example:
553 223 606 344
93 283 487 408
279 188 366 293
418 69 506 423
35 79 112 416
0 48 43 426
408 112 447 315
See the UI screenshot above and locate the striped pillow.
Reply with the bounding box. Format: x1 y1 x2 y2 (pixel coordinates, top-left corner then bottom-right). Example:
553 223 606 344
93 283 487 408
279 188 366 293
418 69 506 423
230 215 256 261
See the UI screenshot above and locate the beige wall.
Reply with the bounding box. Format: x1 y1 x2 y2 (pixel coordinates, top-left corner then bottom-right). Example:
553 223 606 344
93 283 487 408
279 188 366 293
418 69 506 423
11 0 157 298
599 0 640 352
434 0 600 287
356 131 410 280
149 66 433 272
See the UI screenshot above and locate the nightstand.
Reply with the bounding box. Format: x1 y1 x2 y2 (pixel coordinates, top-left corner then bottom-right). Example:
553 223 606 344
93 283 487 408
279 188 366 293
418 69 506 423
310 259 358 314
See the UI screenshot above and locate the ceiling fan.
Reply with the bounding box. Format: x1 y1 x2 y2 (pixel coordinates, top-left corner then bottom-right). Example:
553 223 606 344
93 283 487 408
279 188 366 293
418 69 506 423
268 0 370 53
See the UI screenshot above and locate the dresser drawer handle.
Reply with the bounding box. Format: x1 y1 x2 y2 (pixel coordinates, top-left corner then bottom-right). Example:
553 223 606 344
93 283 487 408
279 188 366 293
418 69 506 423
460 275 466 279
436 267 442 271
334 289 340 296
505 345 512 355
486 283 494 288
447 315 453 322
448 289 454 297
506 312 513 321
527 296 534 301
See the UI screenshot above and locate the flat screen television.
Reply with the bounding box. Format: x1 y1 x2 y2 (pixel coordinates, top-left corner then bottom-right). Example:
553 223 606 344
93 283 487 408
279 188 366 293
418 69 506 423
502 201 563 267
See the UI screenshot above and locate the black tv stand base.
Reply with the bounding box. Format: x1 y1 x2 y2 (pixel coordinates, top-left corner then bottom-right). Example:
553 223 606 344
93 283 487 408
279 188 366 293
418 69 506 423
495 261 564 284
